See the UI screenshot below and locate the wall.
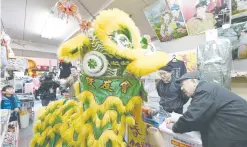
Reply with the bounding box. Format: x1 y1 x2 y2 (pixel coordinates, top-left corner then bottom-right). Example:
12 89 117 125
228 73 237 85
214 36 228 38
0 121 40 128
152 35 247 99
11 39 58 53
13 49 57 59
153 35 247 72
9 39 58 59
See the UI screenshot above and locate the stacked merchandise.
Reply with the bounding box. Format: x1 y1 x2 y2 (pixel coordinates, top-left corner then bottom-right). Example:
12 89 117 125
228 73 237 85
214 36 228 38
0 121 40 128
2 121 19 147
197 39 233 89
1 110 19 147
0 110 11 146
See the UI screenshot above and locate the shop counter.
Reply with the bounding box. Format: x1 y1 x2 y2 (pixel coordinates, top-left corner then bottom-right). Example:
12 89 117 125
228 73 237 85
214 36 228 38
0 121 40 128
159 121 202 147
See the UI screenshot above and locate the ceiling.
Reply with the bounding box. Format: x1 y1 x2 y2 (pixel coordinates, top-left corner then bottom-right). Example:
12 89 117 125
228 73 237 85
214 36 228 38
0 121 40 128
1 0 157 48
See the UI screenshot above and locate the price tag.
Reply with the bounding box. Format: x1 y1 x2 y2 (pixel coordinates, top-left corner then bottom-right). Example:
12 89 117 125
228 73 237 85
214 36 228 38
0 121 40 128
205 29 218 42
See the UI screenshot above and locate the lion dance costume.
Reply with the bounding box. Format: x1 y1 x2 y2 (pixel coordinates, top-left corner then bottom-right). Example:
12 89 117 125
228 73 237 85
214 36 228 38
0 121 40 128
31 9 168 147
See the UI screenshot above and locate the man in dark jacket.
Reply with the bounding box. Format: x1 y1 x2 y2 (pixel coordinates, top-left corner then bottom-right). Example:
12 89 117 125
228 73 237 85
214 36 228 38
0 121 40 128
168 71 247 147
38 72 60 106
156 65 189 114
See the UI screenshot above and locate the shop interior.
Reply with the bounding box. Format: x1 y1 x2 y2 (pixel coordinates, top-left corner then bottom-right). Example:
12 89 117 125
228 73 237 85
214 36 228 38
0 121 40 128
1 0 247 147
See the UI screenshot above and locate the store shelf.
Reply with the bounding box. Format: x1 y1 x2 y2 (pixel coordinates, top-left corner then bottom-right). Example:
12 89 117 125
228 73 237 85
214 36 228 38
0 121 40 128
231 72 247 78
2 121 19 147
0 110 11 147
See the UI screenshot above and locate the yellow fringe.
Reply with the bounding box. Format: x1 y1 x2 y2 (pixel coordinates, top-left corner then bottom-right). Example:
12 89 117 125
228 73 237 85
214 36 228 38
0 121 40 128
57 34 90 62
93 9 141 60
78 90 142 114
126 51 169 77
56 139 63 147
31 90 143 147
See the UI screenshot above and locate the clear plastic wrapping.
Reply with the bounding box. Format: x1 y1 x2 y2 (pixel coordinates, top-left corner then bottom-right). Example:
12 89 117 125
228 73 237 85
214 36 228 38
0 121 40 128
197 39 232 89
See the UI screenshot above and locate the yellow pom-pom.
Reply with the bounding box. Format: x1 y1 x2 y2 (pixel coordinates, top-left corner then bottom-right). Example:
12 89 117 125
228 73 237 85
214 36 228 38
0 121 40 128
126 116 135 126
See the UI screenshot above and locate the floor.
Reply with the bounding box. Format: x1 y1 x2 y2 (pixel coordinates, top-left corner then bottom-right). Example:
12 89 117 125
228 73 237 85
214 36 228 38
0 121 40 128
18 100 42 147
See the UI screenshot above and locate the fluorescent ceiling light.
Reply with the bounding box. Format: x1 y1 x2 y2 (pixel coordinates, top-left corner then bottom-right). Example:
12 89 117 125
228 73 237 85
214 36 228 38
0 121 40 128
41 13 68 39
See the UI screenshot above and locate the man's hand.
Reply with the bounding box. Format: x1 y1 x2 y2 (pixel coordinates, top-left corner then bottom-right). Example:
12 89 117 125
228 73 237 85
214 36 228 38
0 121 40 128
14 108 20 113
166 122 175 130
165 119 175 130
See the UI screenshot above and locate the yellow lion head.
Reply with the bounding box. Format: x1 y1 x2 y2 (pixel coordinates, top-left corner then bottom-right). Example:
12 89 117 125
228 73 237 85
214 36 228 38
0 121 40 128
58 9 169 77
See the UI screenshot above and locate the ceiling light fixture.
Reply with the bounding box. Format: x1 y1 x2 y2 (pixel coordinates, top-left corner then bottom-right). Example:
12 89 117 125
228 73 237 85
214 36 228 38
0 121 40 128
41 12 68 39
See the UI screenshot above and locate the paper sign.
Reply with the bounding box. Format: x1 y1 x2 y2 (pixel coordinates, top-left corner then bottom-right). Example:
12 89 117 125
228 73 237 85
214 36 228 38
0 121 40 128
205 29 218 42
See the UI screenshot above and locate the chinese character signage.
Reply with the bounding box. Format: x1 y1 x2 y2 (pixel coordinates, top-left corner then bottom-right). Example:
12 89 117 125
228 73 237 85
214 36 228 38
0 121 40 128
127 105 154 147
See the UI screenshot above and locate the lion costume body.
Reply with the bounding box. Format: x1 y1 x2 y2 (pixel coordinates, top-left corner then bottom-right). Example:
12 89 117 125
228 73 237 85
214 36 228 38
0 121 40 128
31 9 168 147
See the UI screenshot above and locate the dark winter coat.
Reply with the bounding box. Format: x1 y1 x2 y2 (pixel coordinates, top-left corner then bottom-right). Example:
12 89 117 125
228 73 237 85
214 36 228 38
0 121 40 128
156 75 189 113
1 94 21 118
172 81 247 147
38 80 60 100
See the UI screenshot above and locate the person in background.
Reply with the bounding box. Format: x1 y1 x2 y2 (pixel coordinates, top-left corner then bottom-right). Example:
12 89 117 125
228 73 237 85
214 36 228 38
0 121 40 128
59 61 72 79
38 72 60 106
156 65 189 114
167 71 247 147
62 66 79 99
1 85 21 122
60 88 70 99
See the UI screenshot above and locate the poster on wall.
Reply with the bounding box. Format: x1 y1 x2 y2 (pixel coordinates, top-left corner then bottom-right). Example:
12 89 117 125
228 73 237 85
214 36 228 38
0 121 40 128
144 0 188 42
218 22 247 60
180 0 231 35
231 0 247 24
168 50 197 72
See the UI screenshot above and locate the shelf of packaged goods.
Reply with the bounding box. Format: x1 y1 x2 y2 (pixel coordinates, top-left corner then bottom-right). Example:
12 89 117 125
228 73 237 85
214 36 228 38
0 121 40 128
2 121 19 147
0 110 11 147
